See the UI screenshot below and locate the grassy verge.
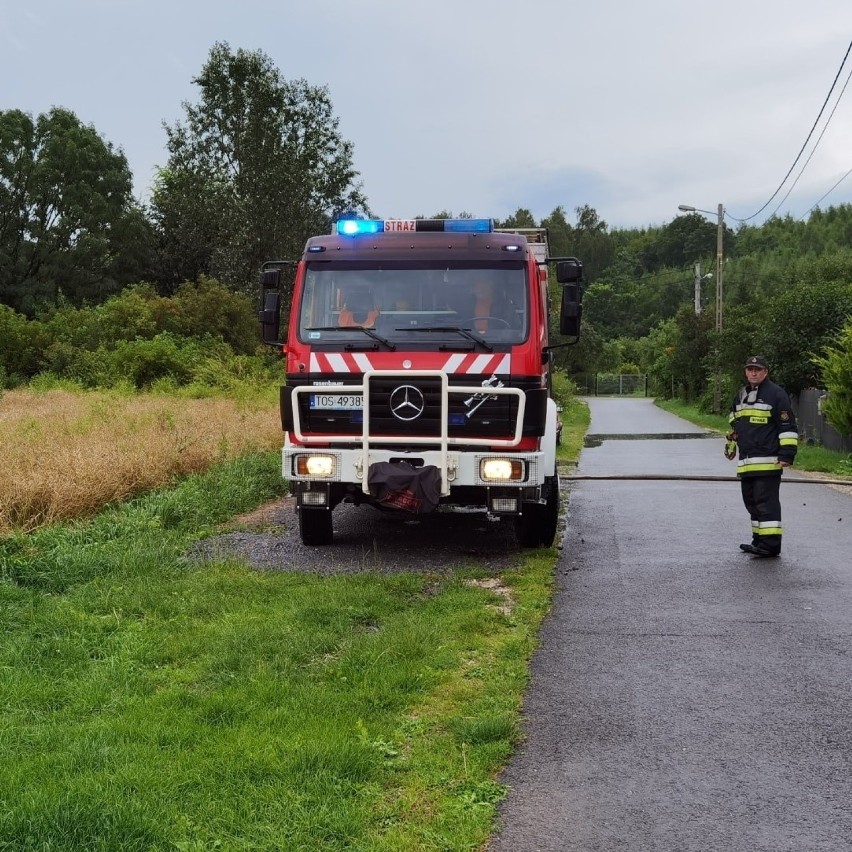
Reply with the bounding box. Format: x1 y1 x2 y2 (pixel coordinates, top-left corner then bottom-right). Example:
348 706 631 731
0 393 589 850
557 395 591 465
654 398 852 476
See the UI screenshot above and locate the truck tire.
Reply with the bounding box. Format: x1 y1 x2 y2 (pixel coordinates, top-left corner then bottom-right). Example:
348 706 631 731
299 507 333 546
515 475 560 547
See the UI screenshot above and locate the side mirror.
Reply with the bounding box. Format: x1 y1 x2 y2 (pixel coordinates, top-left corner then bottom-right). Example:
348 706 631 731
258 268 282 346
556 259 583 284
559 282 582 338
260 268 281 290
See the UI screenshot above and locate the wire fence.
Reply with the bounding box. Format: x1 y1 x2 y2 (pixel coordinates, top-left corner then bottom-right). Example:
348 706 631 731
796 388 852 453
575 374 649 397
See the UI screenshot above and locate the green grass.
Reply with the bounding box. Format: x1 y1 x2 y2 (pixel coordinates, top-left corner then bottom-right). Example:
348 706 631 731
653 398 730 434
0 428 575 849
558 395 591 464
654 398 852 477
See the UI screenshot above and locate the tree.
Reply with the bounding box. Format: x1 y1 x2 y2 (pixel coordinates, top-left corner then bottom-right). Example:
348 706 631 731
636 318 679 397
657 213 726 270
151 42 368 293
497 208 537 228
760 279 852 395
568 205 615 283
0 107 153 314
551 318 605 378
540 206 573 257
669 306 714 402
813 321 852 436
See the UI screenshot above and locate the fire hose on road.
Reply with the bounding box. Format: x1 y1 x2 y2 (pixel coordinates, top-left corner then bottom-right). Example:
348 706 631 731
559 473 852 486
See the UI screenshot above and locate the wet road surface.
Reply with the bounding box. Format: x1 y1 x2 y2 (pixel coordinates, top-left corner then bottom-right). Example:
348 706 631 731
491 397 852 852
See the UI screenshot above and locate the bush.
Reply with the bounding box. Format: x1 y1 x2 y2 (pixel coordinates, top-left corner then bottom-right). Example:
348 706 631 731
44 286 162 349
40 333 210 389
814 322 852 436
551 370 578 407
41 278 259 356
0 304 48 384
109 333 206 388
29 279 267 391
163 277 259 355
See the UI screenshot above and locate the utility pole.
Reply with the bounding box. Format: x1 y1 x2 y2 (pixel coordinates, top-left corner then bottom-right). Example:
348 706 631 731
712 203 724 413
715 203 724 334
693 262 702 315
678 202 725 412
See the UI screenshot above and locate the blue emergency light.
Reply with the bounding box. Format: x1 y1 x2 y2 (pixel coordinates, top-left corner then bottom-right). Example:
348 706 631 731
336 218 493 236
338 219 382 235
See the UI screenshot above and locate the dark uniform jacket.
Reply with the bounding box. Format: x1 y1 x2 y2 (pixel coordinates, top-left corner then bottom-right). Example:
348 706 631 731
728 378 798 477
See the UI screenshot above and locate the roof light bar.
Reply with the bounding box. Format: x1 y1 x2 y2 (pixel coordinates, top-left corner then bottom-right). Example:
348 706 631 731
444 218 492 233
335 218 493 236
337 219 382 236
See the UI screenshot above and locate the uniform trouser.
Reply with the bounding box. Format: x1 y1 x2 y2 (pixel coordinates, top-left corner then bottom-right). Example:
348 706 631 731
740 474 783 553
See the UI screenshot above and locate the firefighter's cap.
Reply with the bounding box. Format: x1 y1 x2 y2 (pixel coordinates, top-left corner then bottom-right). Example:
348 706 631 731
743 355 769 369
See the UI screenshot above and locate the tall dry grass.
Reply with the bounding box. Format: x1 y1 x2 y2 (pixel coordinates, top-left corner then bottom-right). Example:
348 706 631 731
0 389 282 534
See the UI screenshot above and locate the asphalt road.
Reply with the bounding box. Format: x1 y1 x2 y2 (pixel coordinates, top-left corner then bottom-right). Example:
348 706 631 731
490 397 852 852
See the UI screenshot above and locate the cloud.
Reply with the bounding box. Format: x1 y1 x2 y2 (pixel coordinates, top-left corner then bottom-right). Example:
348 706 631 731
2 0 851 230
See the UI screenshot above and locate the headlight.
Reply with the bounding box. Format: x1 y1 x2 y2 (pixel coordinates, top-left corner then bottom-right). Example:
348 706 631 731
295 454 335 477
480 458 525 481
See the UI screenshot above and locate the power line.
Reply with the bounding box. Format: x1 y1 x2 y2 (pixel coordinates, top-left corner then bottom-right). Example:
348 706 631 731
738 38 852 222
801 164 852 219
770 61 852 217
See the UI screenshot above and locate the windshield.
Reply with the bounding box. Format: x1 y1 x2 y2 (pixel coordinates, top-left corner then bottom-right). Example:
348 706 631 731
298 263 528 347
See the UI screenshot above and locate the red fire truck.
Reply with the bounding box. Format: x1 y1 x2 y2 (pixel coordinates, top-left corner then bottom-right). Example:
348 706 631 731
259 217 582 546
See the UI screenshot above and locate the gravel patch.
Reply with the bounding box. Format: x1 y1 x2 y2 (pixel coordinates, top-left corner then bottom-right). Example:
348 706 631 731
186 496 529 574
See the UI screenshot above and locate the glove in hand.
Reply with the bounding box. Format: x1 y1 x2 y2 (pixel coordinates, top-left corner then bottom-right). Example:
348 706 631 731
724 440 737 461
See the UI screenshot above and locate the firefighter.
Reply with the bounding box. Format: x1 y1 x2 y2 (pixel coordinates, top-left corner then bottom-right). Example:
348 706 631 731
467 278 518 332
725 355 798 557
338 284 379 328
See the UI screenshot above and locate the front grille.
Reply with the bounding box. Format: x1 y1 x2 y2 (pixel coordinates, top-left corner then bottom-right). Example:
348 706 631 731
294 374 523 440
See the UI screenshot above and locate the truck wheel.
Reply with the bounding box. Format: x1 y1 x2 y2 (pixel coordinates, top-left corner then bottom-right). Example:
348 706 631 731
299 508 333 546
515 475 560 547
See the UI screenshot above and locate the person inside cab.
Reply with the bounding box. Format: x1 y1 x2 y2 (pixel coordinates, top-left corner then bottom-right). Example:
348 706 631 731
338 284 379 328
469 278 517 332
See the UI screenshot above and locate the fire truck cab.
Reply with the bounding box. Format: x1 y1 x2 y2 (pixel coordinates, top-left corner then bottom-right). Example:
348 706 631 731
259 217 582 547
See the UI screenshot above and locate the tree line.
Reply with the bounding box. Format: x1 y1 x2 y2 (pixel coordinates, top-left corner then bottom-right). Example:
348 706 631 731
0 42 366 315
528 203 852 433
2 42 851 434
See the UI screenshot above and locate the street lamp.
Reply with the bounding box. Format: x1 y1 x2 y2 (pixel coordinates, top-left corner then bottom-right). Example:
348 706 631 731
677 203 725 411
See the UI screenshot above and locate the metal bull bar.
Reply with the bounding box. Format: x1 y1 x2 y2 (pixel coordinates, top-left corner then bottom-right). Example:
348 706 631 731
290 369 528 496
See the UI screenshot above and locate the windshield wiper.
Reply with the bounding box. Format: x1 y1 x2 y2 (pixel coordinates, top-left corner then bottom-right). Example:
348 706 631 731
397 325 493 352
305 326 396 351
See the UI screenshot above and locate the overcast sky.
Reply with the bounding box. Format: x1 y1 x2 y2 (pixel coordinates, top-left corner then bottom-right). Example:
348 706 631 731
2 1 851 230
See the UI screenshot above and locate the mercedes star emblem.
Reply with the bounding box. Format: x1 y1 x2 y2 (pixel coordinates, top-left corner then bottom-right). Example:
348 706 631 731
389 385 425 421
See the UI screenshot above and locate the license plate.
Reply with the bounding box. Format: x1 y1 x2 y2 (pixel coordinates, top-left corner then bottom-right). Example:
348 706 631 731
309 393 363 410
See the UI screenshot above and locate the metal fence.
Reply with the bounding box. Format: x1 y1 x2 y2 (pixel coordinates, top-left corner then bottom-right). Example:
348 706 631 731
577 374 649 397
795 388 852 453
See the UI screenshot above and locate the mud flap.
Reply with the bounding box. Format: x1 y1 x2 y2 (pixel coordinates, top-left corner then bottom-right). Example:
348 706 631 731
515 474 559 547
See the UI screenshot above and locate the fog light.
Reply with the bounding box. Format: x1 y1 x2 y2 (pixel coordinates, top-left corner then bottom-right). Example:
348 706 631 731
299 490 328 506
490 496 519 513
480 458 524 481
295 454 335 477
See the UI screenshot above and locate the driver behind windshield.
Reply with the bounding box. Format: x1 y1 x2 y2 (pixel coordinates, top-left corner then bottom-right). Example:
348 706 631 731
470 278 517 331
338 284 379 328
